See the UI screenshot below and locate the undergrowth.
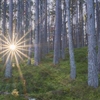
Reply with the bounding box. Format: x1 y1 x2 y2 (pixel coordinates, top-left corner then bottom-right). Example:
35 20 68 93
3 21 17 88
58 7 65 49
0 47 100 100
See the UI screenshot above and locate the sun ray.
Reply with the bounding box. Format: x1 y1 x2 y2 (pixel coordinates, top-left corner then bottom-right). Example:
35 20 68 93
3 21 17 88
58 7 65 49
0 39 10 45
11 52 14 62
15 50 24 61
0 49 10 55
1 34 11 45
4 51 12 65
16 28 31 45
0 45 8 48
16 38 31 46
17 48 30 52
17 44 33 48
1 50 11 58
16 49 30 59
14 52 23 79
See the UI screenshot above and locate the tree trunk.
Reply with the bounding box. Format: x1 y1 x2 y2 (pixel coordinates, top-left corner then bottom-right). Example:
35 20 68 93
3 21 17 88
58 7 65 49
53 0 61 64
62 1 66 59
96 0 100 73
87 0 98 88
2 0 7 63
34 0 40 66
5 0 13 78
65 0 76 79
27 0 32 65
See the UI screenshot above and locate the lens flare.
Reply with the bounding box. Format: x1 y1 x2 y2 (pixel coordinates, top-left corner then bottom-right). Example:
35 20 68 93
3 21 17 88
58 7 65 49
0 28 32 64
9 44 16 51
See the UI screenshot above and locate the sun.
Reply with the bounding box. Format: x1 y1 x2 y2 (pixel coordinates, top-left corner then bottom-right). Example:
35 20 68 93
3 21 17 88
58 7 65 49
9 44 16 51
0 28 32 63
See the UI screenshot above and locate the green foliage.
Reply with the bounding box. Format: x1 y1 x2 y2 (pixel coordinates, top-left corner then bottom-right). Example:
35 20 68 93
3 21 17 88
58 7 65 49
0 47 100 100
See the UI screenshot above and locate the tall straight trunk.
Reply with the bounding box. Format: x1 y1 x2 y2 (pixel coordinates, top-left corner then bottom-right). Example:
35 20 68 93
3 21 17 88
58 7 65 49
0 1 2 53
2 0 7 63
59 1 62 59
53 0 61 64
39 0 43 60
76 0 80 48
0 0 1 22
41 0 45 58
47 12 51 53
16 0 22 62
25 0 29 55
19 0 23 38
96 0 100 73
96 0 100 41
87 0 98 88
2 0 6 36
79 0 84 47
65 0 76 79
62 1 66 59
17 0 20 36
5 0 13 78
84 1 88 46
27 0 32 65
44 0 47 55
34 0 39 66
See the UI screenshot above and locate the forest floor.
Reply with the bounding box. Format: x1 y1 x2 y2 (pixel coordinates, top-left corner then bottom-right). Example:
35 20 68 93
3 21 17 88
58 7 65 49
0 47 100 100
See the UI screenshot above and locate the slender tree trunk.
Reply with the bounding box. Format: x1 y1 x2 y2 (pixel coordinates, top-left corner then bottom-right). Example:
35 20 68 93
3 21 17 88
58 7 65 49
76 0 80 48
79 0 84 47
44 0 47 55
65 0 76 79
87 0 98 88
39 0 43 60
17 0 20 36
5 0 13 78
27 0 32 65
47 12 51 53
2 0 7 63
62 1 66 59
34 0 39 66
53 0 61 64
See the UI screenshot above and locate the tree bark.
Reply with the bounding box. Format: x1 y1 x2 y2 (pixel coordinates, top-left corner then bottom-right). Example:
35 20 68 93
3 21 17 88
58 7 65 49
5 0 13 78
34 0 40 66
53 0 61 64
65 0 76 79
87 0 98 88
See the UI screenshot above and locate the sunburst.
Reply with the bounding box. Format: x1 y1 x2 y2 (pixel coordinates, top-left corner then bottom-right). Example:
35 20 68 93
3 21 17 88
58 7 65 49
0 29 32 65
